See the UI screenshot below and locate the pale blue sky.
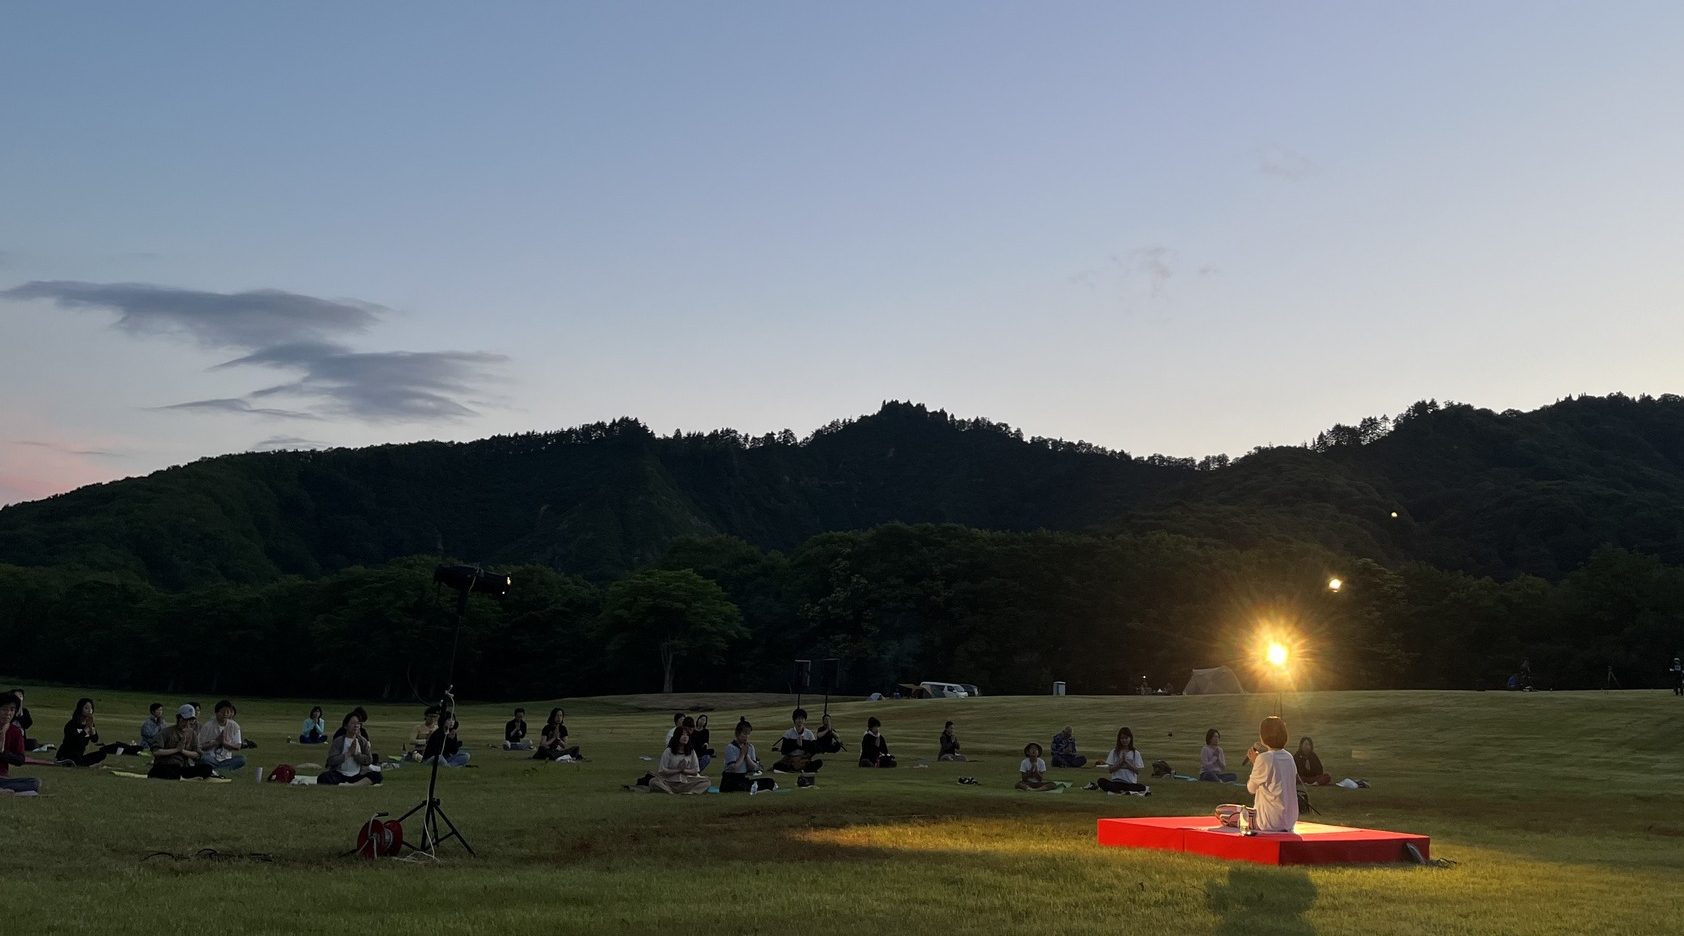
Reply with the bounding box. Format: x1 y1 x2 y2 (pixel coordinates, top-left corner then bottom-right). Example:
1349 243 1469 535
3 2 1682 505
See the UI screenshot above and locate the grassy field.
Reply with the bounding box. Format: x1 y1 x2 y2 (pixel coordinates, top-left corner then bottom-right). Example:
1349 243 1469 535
5 685 1682 935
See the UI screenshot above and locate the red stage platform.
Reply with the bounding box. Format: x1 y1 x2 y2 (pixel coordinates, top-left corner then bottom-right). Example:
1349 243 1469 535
1097 816 1428 866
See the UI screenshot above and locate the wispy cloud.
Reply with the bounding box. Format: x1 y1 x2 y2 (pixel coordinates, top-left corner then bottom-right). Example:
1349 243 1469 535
249 435 330 451
1 280 509 423
1255 144 1318 181
12 439 124 458
153 398 324 420
1 281 382 349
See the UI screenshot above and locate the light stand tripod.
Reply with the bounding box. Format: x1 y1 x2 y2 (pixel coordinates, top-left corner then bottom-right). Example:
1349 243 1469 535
390 565 509 861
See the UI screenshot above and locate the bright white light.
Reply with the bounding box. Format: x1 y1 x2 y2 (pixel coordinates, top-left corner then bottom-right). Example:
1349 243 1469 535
1266 643 1289 667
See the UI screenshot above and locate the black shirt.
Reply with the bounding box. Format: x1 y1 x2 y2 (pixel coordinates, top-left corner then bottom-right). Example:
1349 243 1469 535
861 731 891 761
423 729 461 759
505 718 527 744
60 720 97 760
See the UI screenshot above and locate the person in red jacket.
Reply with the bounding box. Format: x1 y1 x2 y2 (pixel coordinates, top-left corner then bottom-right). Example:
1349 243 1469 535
0 693 43 795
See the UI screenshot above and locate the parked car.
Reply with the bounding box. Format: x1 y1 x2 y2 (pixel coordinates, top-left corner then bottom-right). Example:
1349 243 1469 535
959 683 982 698
919 681 970 698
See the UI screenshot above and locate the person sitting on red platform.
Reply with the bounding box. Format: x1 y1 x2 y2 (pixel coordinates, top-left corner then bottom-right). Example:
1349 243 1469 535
1087 726 1149 795
1293 736 1333 786
1216 715 1299 833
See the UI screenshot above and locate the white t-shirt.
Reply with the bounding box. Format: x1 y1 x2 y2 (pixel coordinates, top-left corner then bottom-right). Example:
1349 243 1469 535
781 727 815 753
199 718 242 762
1105 748 1143 783
1019 757 1047 776
723 741 757 774
335 736 367 777
1247 749 1299 833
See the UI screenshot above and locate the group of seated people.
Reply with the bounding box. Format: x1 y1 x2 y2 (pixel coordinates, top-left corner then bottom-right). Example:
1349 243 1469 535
1037 723 1334 791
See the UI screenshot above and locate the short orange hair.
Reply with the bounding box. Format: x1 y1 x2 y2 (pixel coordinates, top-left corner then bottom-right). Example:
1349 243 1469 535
1260 716 1288 750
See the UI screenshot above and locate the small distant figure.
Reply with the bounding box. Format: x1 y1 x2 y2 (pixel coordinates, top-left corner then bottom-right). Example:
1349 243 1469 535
1199 728 1238 783
0 692 42 795
9 689 40 751
858 716 897 768
1016 743 1059 791
59 698 139 767
503 707 533 751
534 708 581 761
1215 716 1299 834
1294 736 1333 786
692 714 714 771
140 703 167 751
938 721 966 762
664 711 686 746
811 713 845 755
422 714 470 767
198 700 247 773
1670 656 1683 697
773 708 824 774
299 706 327 745
1050 725 1087 768
1604 665 1622 690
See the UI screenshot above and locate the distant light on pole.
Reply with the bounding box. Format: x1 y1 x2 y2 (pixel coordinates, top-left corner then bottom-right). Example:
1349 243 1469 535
1327 577 1343 593
1390 511 1399 519
1266 642 1289 668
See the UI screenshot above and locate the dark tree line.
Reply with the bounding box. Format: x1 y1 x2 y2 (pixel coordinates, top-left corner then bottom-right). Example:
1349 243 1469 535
4 528 1680 700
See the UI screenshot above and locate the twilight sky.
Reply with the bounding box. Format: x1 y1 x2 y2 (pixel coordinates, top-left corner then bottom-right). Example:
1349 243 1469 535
3 2 1682 506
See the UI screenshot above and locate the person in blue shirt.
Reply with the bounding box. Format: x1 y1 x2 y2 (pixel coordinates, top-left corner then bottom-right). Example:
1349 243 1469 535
299 706 327 744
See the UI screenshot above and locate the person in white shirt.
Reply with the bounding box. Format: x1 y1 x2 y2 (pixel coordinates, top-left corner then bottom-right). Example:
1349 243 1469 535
198 700 246 773
1088 726 1149 795
773 708 823 774
649 726 710 794
1216 716 1299 834
719 719 776 793
1016 742 1058 791
319 714 382 786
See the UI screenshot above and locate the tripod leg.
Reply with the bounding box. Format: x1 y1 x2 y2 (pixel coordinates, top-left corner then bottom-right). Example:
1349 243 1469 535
430 804 476 856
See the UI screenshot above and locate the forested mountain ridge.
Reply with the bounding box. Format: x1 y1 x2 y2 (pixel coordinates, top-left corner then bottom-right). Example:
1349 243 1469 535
5 395 1684 588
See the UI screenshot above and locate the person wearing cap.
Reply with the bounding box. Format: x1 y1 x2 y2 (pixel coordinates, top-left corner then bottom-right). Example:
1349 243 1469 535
198 700 247 772
0 692 42 795
148 705 219 780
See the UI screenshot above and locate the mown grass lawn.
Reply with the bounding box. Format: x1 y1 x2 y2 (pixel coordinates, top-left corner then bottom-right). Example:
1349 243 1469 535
6 686 1681 935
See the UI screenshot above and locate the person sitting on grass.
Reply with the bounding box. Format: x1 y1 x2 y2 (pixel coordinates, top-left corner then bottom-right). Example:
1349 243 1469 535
198 700 247 773
319 714 382 786
140 703 167 751
858 716 897 767
504 707 532 751
1200 728 1238 782
1050 726 1087 768
1017 743 1059 791
1 693 42 796
648 726 710 794
333 707 375 748
773 708 823 774
422 714 470 767
147 705 218 780
1087 726 1149 795
1216 716 1298 833
939 721 966 762
410 706 442 759
691 714 714 771
58 698 139 766
664 711 686 745
720 719 776 793
299 706 328 744
811 713 845 755
9 689 40 751
534 708 582 761
1293 736 1332 786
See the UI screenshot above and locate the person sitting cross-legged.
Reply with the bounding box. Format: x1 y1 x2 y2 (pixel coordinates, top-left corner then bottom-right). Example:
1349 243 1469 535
858 716 897 767
422 715 471 767
147 705 219 780
1199 728 1238 782
140 703 167 751
533 708 582 761
1050 726 1087 768
319 714 382 786
503 707 533 751
1293 736 1333 786
1216 716 1299 833
938 721 967 762
0 693 42 795
409 707 442 760
719 719 776 793
811 713 845 755
649 726 710 794
1016 742 1060 791
773 708 823 774
198 700 247 773
299 706 328 745
1086 726 1149 795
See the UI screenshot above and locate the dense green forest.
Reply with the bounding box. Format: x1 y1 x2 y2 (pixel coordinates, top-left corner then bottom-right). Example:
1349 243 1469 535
4 395 1684 697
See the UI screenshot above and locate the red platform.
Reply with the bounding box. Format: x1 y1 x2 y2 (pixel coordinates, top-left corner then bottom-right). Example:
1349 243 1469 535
1097 816 1428 866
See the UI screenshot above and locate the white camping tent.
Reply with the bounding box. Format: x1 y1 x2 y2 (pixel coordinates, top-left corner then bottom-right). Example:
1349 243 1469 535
1183 666 1246 695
